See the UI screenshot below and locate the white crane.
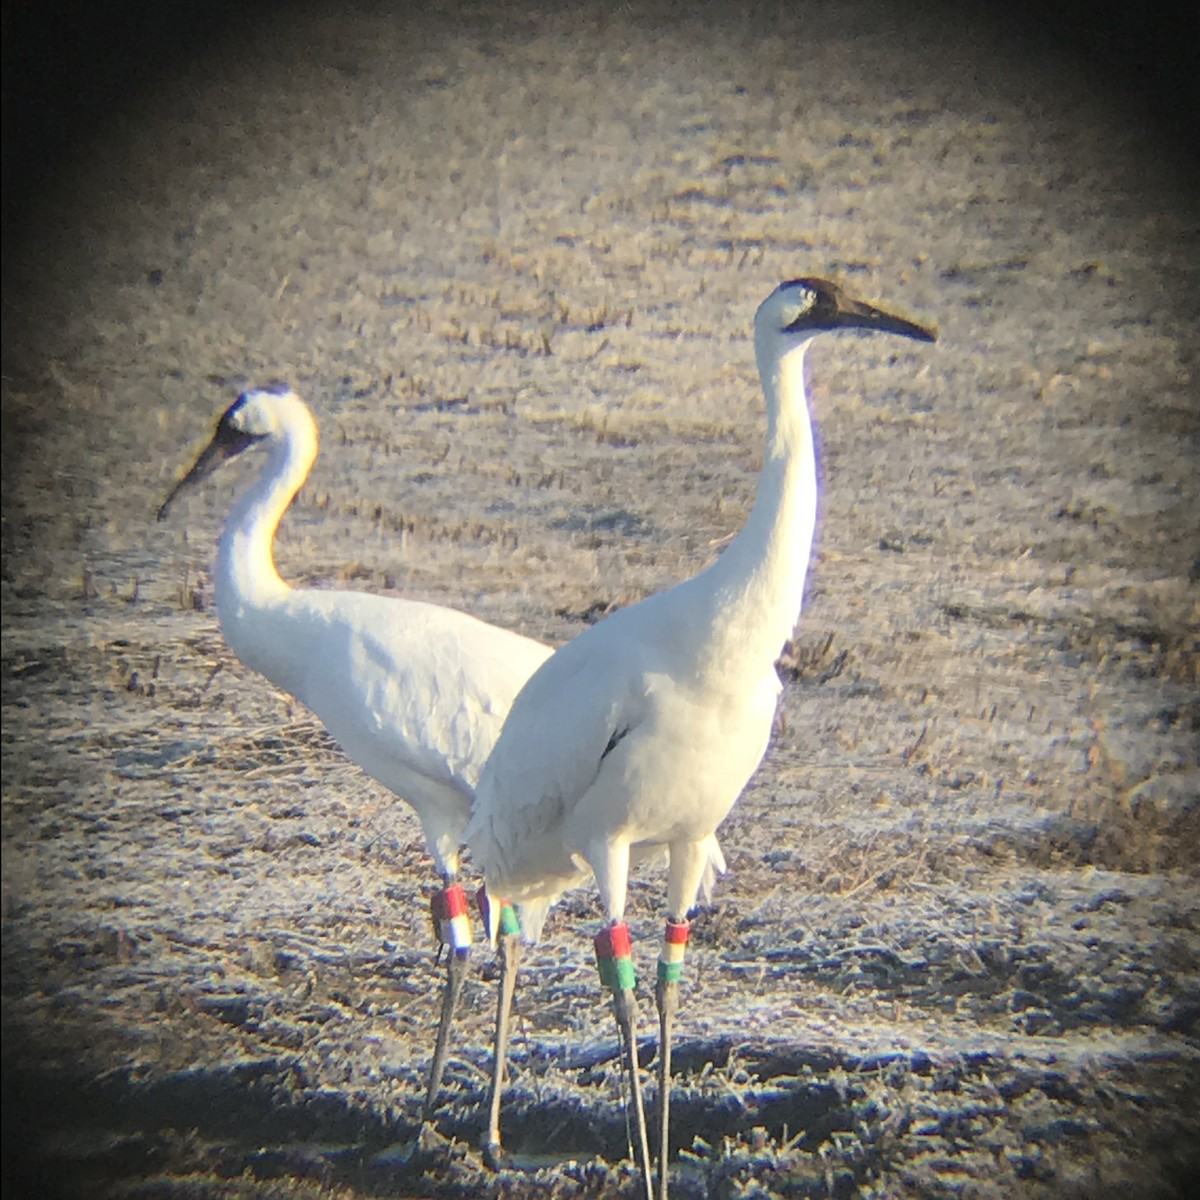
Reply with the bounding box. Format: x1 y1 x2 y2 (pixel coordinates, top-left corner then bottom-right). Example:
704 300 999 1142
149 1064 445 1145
156 382 557 1115
467 279 936 1199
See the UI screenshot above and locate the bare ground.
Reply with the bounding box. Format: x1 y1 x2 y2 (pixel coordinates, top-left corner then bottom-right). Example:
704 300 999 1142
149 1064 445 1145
3 2 1199 1197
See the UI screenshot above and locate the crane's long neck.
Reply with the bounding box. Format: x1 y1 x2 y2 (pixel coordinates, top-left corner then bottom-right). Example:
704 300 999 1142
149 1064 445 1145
215 437 308 627
702 341 818 671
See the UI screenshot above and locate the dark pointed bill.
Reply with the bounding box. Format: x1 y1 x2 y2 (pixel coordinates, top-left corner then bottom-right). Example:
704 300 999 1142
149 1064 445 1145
156 422 261 521
834 293 937 343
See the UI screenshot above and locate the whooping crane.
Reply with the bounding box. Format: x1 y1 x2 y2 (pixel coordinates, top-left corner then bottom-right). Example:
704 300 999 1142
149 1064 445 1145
156 382 554 1115
467 279 936 1199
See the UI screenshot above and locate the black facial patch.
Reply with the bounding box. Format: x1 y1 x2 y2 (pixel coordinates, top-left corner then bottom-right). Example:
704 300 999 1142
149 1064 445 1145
216 395 266 450
780 278 842 333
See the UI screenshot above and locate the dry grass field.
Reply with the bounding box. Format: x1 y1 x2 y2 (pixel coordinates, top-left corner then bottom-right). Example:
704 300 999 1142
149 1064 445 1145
3 2 1198 1197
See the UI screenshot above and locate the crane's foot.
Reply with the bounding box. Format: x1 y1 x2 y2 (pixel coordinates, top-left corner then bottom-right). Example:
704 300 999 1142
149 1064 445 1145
481 1138 509 1172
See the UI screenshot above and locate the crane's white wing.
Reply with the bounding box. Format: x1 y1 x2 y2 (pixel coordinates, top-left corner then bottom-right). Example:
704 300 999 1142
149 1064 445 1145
465 611 654 896
236 587 551 806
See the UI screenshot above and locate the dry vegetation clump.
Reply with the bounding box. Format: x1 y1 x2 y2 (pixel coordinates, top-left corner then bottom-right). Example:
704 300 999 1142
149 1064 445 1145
1006 791 1200 876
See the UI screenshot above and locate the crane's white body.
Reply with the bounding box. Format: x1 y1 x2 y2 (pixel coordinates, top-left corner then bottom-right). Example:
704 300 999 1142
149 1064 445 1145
171 387 553 879
465 280 933 1193
468 291 819 928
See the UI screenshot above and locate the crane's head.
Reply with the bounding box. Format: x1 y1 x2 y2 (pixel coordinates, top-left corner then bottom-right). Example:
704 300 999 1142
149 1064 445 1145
755 278 936 356
157 381 306 520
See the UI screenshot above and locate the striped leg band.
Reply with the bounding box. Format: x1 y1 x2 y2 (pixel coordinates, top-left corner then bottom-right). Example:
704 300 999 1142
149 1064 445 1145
658 918 690 984
430 883 472 952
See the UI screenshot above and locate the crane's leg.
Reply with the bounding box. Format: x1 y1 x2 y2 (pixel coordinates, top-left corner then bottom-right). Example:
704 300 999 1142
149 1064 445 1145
596 922 654 1200
481 894 522 1168
655 918 689 1200
423 879 473 1118
653 839 711 1199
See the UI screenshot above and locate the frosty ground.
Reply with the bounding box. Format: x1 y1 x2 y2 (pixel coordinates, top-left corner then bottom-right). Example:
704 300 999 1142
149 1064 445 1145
2 2 1198 1196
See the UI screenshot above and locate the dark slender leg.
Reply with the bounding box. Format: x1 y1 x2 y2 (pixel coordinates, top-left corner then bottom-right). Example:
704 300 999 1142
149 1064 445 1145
422 881 472 1118
654 917 688 1200
424 949 468 1117
596 923 653 1200
482 897 521 1168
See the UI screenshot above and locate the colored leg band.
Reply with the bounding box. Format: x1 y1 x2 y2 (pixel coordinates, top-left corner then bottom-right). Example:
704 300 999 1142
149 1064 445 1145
594 922 637 993
475 887 522 939
431 884 473 952
498 901 521 937
658 918 689 985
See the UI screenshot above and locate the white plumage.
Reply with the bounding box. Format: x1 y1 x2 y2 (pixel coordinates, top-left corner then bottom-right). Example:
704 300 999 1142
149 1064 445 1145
466 278 936 1197
160 384 553 873
157 383 553 1098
